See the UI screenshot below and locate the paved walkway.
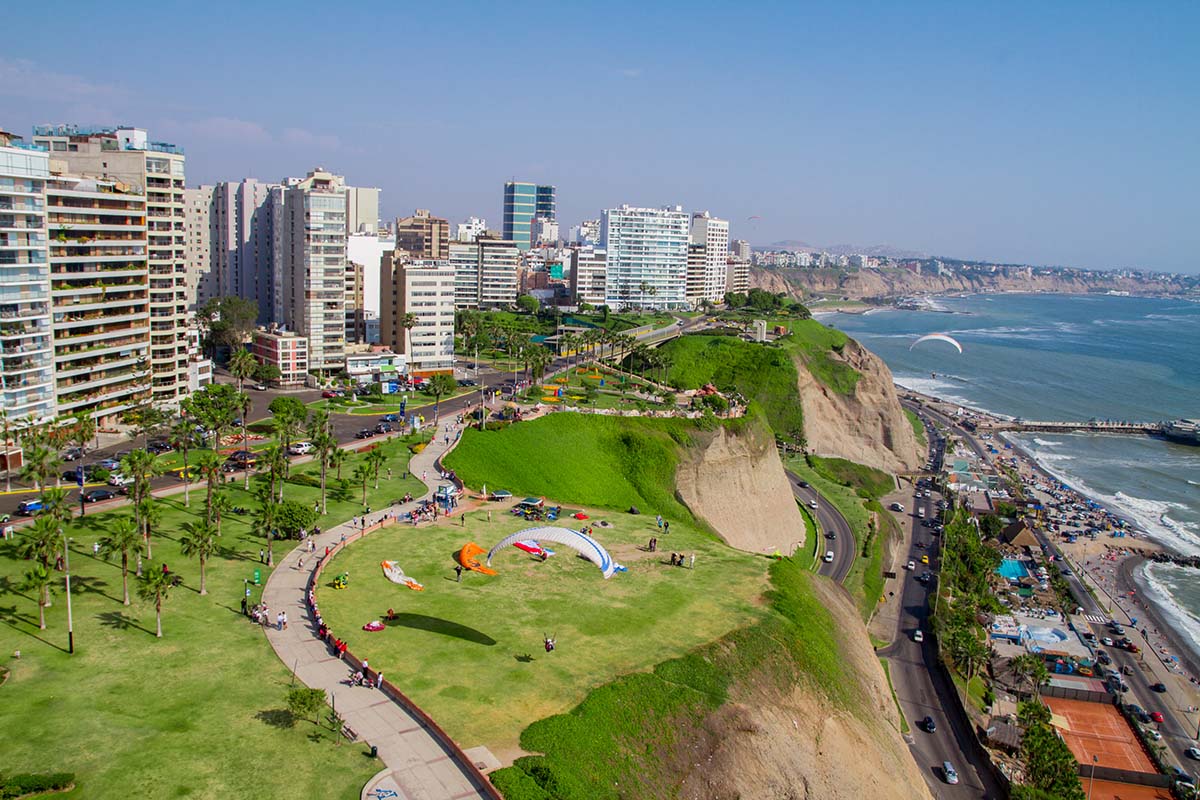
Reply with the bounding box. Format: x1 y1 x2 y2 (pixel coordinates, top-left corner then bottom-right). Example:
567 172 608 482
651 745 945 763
260 420 495 800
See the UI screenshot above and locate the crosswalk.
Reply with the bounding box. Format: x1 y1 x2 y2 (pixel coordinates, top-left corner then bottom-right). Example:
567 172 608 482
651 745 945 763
1082 613 1108 624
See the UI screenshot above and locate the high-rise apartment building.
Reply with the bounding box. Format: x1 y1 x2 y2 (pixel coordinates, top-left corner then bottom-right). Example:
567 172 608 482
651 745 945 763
731 239 751 262
201 179 276 322
569 246 607 307
726 259 750 296
689 211 729 305
600 205 689 310
345 186 380 235
448 235 519 309
281 168 347 373
0 130 55 423
344 258 365 343
379 251 455 375
47 171 151 423
570 218 600 244
531 217 559 246
455 216 487 242
686 243 707 307
31 125 191 405
395 209 449 260
183 186 213 308
502 182 555 251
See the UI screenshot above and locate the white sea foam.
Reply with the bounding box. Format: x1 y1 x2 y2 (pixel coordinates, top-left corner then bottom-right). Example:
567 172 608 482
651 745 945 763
893 376 978 410
1140 562 1200 657
1032 437 1063 448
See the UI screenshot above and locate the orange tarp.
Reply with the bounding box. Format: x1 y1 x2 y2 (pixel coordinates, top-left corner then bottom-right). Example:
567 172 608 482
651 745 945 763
457 542 497 575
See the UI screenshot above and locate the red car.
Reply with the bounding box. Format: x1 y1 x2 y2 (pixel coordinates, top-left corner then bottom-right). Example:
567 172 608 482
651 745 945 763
1150 711 1164 723
1126 643 1141 654
322 390 337 398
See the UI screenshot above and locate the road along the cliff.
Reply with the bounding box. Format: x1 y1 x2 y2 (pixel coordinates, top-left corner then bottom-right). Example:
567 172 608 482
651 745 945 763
786 470 855 583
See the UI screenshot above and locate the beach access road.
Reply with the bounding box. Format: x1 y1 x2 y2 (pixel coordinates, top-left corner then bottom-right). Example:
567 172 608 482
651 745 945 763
786 470 855 583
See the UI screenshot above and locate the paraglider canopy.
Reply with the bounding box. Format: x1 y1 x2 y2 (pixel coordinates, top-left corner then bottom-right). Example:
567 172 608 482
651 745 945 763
910 333 963 354
487 526 616 578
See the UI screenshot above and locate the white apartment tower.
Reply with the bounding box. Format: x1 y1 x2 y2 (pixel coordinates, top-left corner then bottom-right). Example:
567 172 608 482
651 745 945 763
346 186 380 235
205 179 276 322
689 211 729 305
731 239 751 262
281 168 347 373
455 216 487 242
600 205 689 310
31 125 191 405
569 246 607 307
46 171 151 423
0 131 55 423
379 251 456 374
448 235 520 309
183 186 213 307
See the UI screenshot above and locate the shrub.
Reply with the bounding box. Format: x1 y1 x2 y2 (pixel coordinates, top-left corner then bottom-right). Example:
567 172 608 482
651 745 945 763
285 473 321 488
273 500 319 539
0 772 76 798
409 442 427 454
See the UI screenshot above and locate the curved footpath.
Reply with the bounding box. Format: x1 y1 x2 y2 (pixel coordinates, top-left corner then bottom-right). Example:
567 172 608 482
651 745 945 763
260 422 499 800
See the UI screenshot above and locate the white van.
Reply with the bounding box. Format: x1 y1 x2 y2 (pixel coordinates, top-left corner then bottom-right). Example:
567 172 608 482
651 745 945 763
917 508 925 518
823 551 835 563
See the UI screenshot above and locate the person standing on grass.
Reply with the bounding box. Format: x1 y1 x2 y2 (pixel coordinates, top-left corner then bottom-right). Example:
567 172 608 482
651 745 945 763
664 521 670 535
690 553 695 570
259 549 265 564
455 565 463 582
656 514 663 529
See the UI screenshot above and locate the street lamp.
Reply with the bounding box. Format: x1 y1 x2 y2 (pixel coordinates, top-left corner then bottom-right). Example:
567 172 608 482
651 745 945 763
1087 754 1098 800
60 529 74 655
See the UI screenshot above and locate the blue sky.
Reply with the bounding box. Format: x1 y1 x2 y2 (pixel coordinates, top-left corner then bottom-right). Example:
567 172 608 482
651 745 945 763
3 1 1197 272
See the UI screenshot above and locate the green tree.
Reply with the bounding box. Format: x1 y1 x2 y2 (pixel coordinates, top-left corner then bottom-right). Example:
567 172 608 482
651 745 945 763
353 462 372 506
179 519 221 596
256 362 282 385
199 296 258 358
516 294 539 314
425 373 459 423
1018 699 1051 728
69 411 97 456
169 417 199 508
328 446 348 481
185 383 243 449
273 500 318 539
261 444 288 503
99 517 141 605
366 447 387 489
251 490 279 566
19 443 58 495
399 312 419 356
137 565 177 638
229 349 259 488
124 403 167 449
21 563 55 630
286 686 327 726
120 449 159 555
269 396 307 473
193 450 225 526
1022 722 1085 799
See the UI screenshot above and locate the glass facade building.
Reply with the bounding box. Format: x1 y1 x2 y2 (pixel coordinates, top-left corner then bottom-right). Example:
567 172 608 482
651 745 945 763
502 182 555 251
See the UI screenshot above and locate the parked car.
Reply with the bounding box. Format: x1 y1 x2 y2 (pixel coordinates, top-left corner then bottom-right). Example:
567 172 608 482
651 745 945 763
62 446 84 462
108 473 135 487
374 423 393 434
1151 682 1168 693
288 441 314 456
83 488 116 503
1150 711 1165 723
253 383 268 391
16 499 44 516
321 390 338 398
354 429 375 439
942 762 959 785
147 440 173 454
889 502 904 512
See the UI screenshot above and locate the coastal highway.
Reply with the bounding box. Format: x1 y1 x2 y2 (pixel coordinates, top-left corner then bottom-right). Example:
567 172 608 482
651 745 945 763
906 393 1200 779
785 469 855 582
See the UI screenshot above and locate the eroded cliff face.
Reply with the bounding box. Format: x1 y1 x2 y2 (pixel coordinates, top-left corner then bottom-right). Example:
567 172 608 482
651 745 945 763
795 339 922 473
676 422 805 555
676 577 934 800
752 265 1192 301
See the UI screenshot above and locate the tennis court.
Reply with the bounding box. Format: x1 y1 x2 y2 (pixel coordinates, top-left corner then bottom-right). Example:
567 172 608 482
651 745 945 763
1044 697 1155 774
1083 778 1171 800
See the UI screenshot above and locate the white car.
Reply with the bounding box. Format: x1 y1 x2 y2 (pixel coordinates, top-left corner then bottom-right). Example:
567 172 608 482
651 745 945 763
107 473 134 487
913 630 924 643
288 441 314 456
823 551 835 563
907 560 916 571
808 500 818 510
942 761 958 784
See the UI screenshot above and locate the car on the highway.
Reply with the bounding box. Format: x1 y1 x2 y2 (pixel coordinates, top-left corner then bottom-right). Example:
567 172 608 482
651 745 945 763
823 550 834 563
1170 767 1195 788
1185 747 1200 761
227 450 257 466
83 488 116 503
825 531 837 540
108 473 134 487
288 441 314 456
942 762 959 785
63 446 84 461
1121 665 1134 676
1150 682 1168 693
906 560 916 571
374 422 393 434
1125 642 1141 654
16 499 44 516
796 479 809 488
1102 636 1114 646
380 414 399 423
354 429 375 439
920 555 930 564
253 383 268 391
1096 651 1111 665
1150 711 1165 723
808 500 818 510
913 629 924 643
97 457 121 470
321 390 339 398
921 716 936 733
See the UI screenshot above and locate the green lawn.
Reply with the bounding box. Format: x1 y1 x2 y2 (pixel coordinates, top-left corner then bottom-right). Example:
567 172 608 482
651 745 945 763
444 413 702 523
0 437 427 799
799 501 821 570
526 368 671 411
879 657 910 734
904 408 927 448
317 506 769 751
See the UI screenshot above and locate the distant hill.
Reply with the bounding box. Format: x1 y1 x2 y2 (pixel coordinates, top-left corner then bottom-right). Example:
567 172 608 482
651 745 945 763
762 240 928 259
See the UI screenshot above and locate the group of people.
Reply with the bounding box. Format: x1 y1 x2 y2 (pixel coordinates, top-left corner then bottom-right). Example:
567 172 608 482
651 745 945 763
668 552 694 569
407 501 441 525
247 602 276 627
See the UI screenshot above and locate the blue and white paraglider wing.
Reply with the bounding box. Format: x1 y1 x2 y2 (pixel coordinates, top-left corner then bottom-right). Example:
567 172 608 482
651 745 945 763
486 526 616 578
910 333 963 354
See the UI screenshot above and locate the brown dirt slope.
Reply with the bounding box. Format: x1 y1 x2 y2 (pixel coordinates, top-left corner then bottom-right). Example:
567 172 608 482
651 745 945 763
675 423 806 555
677 577 933 800
794 339 922 474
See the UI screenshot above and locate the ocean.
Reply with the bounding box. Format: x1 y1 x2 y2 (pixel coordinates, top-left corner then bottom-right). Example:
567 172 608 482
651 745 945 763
817 293 1200 657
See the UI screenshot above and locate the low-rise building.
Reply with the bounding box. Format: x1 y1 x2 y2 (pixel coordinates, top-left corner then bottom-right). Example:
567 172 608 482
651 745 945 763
346 349 407 385
569 245 607 307
252 328 309 386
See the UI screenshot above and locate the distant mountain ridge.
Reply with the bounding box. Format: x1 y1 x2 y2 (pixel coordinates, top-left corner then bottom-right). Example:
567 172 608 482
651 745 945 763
762 240 928 259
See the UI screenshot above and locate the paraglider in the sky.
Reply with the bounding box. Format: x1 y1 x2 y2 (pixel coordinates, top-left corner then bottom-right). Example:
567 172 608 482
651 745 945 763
910 333 963 354
487 526 618 578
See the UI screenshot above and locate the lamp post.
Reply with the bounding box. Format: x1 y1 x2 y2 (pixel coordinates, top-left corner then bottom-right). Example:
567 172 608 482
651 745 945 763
60 528 74 654
1087 754 1098 800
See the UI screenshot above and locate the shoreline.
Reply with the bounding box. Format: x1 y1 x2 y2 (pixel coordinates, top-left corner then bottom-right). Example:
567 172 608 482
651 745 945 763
903 385 1200 684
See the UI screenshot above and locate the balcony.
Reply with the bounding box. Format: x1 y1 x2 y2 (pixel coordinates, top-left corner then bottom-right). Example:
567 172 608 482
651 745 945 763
55 351 145 378
55 309 149 329
55 336 148 362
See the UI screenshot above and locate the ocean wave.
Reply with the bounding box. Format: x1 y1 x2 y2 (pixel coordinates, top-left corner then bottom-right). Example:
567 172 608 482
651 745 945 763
1139 562 1200 656
1032 437 1063 448
893 376 981 411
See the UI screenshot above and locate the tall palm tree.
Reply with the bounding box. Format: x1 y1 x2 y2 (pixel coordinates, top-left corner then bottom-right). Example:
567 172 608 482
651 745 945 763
136 498 162 563
19 516 60 610
529 345 552 383
228 348 258 393
99 517 140 605
179 519 221 596
261 444 287 503
169 417 198 508
252 489 279 566
366 447 387 489
194 450 224 526
21 563 55 630
426 373 459 423
138 566 176 638
40 486 72 527
121 449 159 547
69 411 96 459
400 312 419 357
353 463 372 506
19 443 57 494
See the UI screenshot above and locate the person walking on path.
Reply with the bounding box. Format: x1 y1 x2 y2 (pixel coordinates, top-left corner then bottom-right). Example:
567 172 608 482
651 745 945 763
663 521 670 535
455 565 463 582
281 611 288 630
259 549 265 564
461 513 466 527
240 596 248 616
656 514 663 529
276 611 284 631
387 467 393 480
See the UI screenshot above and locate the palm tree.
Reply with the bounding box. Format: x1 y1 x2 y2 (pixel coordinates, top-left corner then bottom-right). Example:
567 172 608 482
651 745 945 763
19 443 57 494
261 444 287 503
40 486 72 527
529 345 552 383
229 348 258 392
21 564 55 630
169 417 198 508
252 488 279 566
210 489 232 535
179 519 221 596
136 498 163 562
19 516 60 610
366 447 387 489
399 312 419 357
121 449 159 542
353 462 372 506
1010 653 1049 700
138 566 176 638
328 446 348 481
194 450 224 526
426 373 459 423
69 411 96 459
99 517 140 605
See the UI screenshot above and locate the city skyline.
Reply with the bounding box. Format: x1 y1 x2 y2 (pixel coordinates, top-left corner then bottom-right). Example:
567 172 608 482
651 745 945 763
2 2 1197 273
